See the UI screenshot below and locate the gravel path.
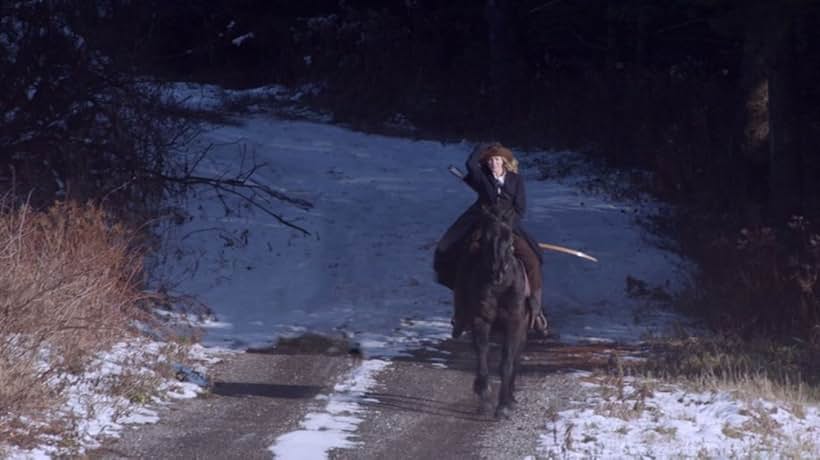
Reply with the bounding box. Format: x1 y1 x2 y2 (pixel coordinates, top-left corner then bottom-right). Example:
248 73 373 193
91 341 358 460
91 334 629 459
334 336 614 459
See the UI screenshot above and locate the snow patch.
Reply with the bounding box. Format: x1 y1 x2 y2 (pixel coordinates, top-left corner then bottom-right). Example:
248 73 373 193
1 340 228 459
269 359 389 459
539 375 820 458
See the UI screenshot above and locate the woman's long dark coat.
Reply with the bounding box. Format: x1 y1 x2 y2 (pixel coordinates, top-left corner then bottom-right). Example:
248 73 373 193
434 148 542 289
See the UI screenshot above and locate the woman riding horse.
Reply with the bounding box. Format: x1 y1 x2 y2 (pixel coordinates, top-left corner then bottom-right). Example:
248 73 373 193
434 142 548 337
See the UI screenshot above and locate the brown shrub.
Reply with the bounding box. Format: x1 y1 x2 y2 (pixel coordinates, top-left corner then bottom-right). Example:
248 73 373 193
0 200 150 437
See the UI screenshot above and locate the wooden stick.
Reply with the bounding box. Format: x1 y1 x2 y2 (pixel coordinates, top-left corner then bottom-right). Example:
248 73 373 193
448 165 465 179
538 243 598 262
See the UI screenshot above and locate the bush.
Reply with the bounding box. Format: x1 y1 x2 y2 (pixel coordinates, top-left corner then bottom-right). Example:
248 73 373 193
0 200 149 439
669 214 820 341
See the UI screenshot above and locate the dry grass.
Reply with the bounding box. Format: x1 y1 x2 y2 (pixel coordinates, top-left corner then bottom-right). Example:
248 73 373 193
631 334 820 406
0 200 152 441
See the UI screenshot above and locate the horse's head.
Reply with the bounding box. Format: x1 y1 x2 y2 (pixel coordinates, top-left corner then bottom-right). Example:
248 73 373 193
478 204 517 285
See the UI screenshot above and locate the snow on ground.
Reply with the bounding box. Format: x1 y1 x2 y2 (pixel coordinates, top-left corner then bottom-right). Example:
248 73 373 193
269 359 390 459
539 373 820 459
164 81 326 117
2 341 226 459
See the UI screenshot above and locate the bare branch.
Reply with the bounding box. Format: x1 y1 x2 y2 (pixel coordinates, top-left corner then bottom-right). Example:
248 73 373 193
145 170 312 235
207 182 311 235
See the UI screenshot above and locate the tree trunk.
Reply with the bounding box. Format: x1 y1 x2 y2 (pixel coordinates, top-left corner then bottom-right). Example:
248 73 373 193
731 3 775 214
732 2 802 222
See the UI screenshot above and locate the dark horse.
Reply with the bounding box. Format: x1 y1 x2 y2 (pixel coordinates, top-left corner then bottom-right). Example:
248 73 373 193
453 204 529 419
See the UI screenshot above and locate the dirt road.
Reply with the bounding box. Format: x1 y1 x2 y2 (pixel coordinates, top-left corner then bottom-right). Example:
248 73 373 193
91 335 629 459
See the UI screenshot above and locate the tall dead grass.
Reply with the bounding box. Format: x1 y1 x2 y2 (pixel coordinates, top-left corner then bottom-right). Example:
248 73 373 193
0 200 150 438
634 334 820 405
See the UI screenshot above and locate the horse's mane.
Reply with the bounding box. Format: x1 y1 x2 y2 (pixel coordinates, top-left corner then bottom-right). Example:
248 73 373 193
476 205 519 286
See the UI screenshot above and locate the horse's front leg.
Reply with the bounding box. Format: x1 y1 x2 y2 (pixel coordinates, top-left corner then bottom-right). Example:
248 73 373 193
508 309 528 404
472 316 492 415
496 304 527 419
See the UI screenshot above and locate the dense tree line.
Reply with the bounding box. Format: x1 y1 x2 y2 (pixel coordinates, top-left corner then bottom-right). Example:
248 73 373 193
3 0 819 339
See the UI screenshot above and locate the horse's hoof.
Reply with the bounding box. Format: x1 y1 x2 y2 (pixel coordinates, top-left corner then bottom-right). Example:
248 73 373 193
473 376 488 395
495 404 513 419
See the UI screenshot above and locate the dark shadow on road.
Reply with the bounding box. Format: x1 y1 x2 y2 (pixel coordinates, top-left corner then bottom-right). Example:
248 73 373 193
360 391 495 423
212 381 323 399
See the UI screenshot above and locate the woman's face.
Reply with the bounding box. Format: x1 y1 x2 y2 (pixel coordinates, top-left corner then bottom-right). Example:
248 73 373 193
488 156 505 177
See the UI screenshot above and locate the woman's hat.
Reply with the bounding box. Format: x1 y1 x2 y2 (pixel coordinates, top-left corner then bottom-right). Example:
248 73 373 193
477 142 516 164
